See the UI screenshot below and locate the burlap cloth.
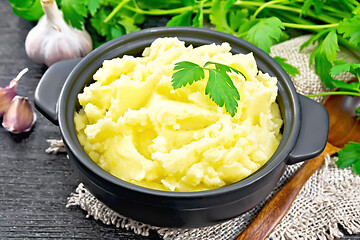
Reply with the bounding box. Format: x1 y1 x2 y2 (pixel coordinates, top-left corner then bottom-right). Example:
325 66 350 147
47 35 360 240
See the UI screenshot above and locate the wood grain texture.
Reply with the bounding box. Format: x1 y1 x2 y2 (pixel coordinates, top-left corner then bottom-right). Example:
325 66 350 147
0 1 359 239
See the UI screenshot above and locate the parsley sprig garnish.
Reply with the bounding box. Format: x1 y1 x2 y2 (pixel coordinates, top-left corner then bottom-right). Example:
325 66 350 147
171 61 246 117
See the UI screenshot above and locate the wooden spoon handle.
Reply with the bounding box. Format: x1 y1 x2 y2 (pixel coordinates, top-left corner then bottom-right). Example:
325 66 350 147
234 142 340 240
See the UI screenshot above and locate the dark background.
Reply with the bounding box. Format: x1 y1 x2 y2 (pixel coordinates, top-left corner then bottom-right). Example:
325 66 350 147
0 1 359 239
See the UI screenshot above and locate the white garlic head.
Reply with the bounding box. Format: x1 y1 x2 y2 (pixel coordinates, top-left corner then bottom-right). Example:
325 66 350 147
25 0 93 67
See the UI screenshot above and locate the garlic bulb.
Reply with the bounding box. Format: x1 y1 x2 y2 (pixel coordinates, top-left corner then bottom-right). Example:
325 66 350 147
0 68 28 116
25 0 93 67
2 96 37 134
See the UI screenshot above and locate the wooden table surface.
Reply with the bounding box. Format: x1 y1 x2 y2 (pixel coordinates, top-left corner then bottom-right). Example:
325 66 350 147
0 1 359 239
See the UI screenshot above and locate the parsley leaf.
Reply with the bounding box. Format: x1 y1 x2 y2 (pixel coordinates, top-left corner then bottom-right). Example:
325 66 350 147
229 10 248 32
247 17 284 54
331 80 360 93
87 0 104 16
273 56 300 77
10 0 43 21
61 0 88 29
9 0 35 8
237 19 258 38
331 59 360 80
118 16 140 34
89 5 142 46
205 69 240 117
353 159 360 175
309 30 339 88
337 15 360 47
336 142 360 175
171 61 205 89
312 48 334 88
320 29 339 61
110 25 125 39
300 30 329 51
167 10 193 26
356 106 360 120
209 0 233 34
330 60 360 93
90 7 112 37
172 61 245 116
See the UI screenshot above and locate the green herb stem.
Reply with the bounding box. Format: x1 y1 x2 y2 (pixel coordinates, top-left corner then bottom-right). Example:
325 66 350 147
291 1 352 19
235 1 340 24
344 1 356 11
319 4 353 17
105 0 131 23
324 9 352 20
251 0 289 19
123 5 192 15
353 4 360 14
347 0 360 6
237 32 248 38
197 1 204 27
283 22 339 30
123 1 213 16
307 91 360 98
276 10 339 32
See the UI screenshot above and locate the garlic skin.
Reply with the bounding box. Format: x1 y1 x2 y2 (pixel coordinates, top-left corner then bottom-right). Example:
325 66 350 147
25 0 93 67
2 96 37 134
0 68 28 116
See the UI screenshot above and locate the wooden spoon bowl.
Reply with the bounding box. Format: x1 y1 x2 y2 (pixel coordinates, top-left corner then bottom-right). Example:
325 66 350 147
235 89 360 240
324 94 360 148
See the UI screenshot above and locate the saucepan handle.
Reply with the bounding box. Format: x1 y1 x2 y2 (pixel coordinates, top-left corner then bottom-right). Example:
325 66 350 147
34 59 81 125
287 94 329 165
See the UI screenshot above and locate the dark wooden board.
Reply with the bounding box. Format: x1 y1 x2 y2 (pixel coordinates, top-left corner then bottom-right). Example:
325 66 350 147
0 1 358 239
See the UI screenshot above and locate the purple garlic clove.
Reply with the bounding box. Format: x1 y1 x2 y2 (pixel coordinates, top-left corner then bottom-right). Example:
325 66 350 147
0 68 28 116
2 96 37 134
0 82 17 116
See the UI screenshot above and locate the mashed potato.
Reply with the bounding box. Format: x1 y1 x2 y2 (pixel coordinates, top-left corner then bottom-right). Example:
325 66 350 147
74 37 283 192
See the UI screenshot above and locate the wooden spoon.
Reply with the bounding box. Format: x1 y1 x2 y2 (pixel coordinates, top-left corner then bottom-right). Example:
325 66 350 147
235 90 360 240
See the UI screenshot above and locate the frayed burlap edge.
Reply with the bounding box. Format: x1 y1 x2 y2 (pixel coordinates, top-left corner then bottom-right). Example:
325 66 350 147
66 183 159 236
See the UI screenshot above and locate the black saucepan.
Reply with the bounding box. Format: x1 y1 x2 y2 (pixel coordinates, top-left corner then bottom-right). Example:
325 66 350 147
34 27 328 228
